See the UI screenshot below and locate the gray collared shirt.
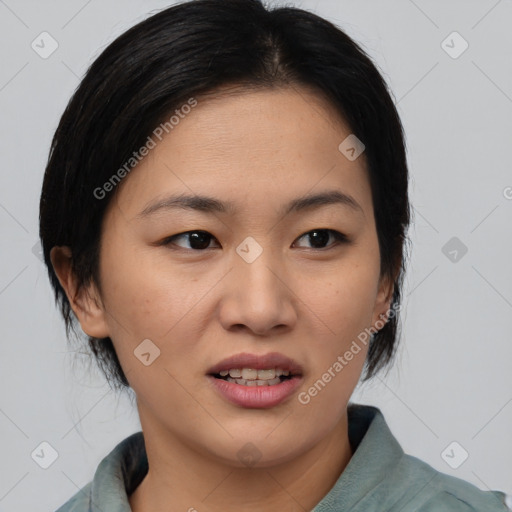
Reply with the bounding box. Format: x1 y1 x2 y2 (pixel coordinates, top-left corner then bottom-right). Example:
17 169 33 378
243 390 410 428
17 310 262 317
55 403 510 511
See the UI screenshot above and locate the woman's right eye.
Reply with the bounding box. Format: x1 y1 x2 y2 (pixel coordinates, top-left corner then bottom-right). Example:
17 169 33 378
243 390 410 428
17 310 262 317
161 230 220 251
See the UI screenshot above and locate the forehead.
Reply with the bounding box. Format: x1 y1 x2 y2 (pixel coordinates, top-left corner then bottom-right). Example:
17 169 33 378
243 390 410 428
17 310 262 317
108 86 371 219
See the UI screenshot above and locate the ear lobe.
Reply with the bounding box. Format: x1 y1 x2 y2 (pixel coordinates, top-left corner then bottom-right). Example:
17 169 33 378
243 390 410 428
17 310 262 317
50 246 110 339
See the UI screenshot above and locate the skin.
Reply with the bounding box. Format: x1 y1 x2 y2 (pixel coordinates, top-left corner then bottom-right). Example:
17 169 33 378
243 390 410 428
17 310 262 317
51 85 395 511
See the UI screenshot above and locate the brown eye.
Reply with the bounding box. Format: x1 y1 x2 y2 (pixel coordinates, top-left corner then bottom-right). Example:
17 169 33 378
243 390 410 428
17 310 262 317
293 229 348 250
162 230 219 250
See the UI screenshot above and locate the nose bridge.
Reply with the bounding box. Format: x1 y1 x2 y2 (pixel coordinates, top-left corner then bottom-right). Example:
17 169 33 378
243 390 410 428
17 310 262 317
233 235 283 296
219 235 296 334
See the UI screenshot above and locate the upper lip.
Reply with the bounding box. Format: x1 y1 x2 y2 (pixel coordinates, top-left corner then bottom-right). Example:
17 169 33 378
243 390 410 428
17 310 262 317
207 352 303 376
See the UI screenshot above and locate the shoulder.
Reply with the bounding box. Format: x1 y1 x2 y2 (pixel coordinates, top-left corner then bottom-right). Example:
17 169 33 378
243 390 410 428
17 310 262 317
394 452 510 511
340 404 510 512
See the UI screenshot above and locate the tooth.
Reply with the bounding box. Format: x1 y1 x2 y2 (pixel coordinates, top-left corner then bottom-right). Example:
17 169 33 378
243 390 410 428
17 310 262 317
257 369 275 380
219 370 229 377
282 370 290 376
229 369 242 378
224 377 283 386
275 369 283 377
241 368 258 380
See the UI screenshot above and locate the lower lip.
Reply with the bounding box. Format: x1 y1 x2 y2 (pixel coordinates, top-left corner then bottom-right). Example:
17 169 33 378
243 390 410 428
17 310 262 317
207 375 303 408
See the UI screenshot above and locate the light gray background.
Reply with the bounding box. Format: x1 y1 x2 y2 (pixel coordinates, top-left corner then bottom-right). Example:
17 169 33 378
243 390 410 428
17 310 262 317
0 0 511 510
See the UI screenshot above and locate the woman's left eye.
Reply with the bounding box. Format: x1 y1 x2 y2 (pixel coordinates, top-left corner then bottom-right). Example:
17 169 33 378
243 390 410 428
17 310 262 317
160 228 348 251
293 229 349 250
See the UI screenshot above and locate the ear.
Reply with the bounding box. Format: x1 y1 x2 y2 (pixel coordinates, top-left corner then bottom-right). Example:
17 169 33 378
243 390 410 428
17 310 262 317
371 271 395 328
50 246 110 339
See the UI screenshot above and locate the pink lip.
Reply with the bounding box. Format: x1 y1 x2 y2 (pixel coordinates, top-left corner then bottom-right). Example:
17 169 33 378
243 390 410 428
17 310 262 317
206 374 303 409
206 351 303 375
206 352 304 409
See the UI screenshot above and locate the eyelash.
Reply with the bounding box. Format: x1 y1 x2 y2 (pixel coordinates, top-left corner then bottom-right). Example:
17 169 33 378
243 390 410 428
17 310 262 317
159 229 349 252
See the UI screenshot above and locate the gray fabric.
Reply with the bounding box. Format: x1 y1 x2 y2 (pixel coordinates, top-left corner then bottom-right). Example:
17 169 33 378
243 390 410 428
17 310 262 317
55 403 510 511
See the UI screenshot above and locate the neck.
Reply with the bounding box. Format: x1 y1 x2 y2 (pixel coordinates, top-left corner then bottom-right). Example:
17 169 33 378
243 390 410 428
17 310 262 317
129 409 352 512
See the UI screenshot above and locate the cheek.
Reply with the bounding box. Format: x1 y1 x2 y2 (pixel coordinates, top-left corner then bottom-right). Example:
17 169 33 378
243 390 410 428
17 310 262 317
99 241 190 331
98 251 220 387
295 270 373 414
297 257 380 339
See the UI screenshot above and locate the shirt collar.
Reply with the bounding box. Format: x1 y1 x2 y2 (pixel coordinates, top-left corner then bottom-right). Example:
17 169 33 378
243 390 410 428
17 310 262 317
312 403 404 511
90 428 148 511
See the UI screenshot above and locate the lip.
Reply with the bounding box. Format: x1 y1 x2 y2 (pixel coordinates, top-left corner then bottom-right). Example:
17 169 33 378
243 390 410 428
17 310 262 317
207 374 303 409
206 352 304 409
206 351 303 375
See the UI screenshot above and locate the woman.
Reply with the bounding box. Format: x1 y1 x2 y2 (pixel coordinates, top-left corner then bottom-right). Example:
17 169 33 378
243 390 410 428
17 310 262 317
40 0 510 510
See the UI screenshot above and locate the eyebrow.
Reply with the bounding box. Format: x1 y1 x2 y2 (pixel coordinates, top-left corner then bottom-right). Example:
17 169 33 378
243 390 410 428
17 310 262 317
136 190 364 219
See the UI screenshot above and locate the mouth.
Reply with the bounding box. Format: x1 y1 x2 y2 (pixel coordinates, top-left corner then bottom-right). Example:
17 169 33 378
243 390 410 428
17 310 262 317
210 367 297 387
206 352 304 408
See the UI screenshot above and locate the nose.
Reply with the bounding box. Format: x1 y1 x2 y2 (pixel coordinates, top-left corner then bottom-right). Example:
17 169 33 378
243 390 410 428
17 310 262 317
218 248 298 336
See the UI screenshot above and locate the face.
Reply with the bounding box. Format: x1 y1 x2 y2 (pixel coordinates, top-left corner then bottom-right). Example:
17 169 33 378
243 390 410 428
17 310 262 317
58 86 392 467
